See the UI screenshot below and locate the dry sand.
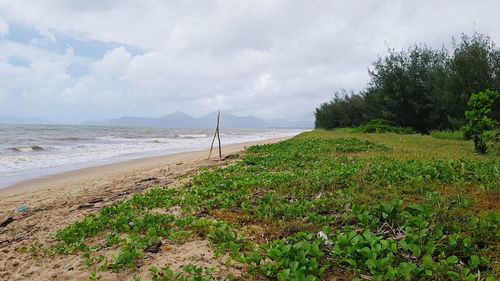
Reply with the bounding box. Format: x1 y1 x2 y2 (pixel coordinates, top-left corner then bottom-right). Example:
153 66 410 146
0 136 290 281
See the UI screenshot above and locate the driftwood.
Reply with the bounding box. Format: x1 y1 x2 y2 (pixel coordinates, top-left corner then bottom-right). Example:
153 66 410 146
208 111 222 159
77 203 95 209
144 241 162 253
136 177 158 183
88 198 104 204
0 217 14 228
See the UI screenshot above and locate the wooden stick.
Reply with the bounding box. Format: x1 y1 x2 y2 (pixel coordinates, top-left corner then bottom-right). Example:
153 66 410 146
217 111 221 158
208 128 216 159
208 111 221 159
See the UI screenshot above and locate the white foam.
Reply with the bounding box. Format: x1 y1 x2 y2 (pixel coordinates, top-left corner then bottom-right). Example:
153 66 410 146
0 129 304 186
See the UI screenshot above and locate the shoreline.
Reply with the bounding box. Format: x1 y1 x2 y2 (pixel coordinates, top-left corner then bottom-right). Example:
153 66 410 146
0 135 293 280
0 136 291 197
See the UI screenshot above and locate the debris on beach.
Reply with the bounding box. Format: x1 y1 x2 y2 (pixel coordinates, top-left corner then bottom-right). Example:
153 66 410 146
16 205 28 213
0 217 14 228
144 241 162 253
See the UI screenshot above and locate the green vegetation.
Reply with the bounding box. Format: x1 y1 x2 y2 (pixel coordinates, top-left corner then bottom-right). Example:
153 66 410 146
430 130 464 140
149 264 215 281
52 131 499 280
315 32 500 133
352 119 414 134
463 90 499 154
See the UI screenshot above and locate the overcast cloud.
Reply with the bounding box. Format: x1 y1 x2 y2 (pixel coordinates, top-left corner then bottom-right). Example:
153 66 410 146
0 0 499 123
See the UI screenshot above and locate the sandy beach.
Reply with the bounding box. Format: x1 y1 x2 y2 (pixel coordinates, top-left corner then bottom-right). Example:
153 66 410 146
0 136 290 281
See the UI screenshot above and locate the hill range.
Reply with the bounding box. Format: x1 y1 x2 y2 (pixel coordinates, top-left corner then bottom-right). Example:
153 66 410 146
85 111 313 128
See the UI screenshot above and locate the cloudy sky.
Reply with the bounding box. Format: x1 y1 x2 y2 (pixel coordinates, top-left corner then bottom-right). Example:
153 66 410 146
0 1 499 123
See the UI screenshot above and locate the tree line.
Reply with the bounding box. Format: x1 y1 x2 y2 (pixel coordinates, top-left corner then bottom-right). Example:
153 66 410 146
315 32 500 133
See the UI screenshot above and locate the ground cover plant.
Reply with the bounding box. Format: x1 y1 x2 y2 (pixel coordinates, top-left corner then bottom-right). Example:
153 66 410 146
351 119 415 134
47 130 499 280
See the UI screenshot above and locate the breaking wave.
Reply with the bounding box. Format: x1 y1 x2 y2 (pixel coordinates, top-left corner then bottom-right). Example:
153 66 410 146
9 145 45 152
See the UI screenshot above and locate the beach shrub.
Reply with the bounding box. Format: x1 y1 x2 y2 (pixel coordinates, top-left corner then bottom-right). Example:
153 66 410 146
463 90 499 154
352 119 415 134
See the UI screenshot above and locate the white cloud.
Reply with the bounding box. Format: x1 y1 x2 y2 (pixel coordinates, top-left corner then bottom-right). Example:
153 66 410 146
254 73 279 91
29 27 56 47
92 47 132 76
0 15 8 35
0 0 499 122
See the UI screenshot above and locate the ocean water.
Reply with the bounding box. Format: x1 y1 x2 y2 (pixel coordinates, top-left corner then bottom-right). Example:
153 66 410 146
0 124 305 188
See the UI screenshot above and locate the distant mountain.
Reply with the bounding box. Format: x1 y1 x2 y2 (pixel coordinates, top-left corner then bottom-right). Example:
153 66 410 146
158 111 200 128
85 112 313 129
197 112 271 128
0 116 52 125
88 111 200 128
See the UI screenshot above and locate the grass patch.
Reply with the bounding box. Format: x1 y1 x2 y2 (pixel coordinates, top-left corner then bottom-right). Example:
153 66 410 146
430 130 464 140
52 131 499 280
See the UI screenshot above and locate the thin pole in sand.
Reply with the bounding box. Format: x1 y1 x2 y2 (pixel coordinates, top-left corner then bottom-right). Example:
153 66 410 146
208 110 222 159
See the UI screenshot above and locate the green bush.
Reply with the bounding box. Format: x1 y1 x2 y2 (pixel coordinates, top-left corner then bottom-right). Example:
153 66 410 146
352 119 415 134
463 90 499 154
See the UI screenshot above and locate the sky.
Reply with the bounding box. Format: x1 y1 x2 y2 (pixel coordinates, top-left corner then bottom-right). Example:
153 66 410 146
0 1 499 123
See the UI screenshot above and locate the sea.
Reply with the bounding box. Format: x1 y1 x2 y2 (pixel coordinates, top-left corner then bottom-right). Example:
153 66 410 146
0 124 305 188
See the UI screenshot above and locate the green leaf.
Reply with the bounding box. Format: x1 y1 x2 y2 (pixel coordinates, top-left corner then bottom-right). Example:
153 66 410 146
296 240 311 252
351 235 361 246
423 255 433 267
277 269 290 281
448 237 457 247
332 245 341 256
460 268 471 278
310 243 322 258
463 238 472 248
305 275 317 281
425 241 436 255
365 258 376 269
357 247 371 258
344 258 357 268
399 240 408 250
282 244 292 254
362 229 372 241
398 262 416 277
447 271 460 281
409 243 421 257
268 248 282 259
446 255 458 265
469 255 480 269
